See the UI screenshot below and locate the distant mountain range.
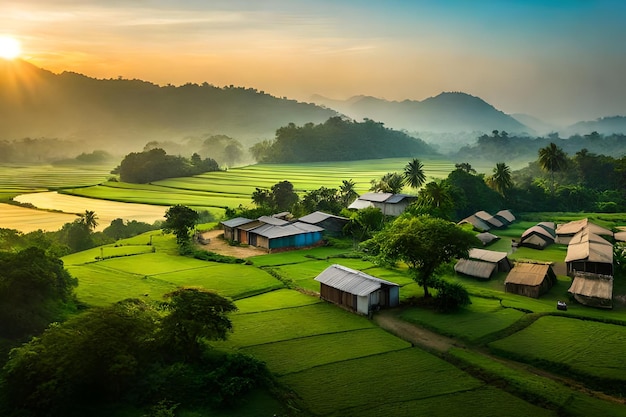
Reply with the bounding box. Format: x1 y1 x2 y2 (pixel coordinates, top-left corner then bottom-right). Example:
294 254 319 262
310 92 530 134
1 59 625 159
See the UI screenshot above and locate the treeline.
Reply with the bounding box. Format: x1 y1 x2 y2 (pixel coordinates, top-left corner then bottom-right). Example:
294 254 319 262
251 117 436 163
112 148 220 183
0 138 97 163
144 134 247 168
455 130 626 164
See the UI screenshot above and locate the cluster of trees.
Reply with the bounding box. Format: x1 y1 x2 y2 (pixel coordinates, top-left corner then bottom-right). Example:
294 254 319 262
1 287 268 416
250 117 435 163
112 148 220 183
144 134 247 168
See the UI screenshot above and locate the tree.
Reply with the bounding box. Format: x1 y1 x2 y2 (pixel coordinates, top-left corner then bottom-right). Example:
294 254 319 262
270 180 299 212
78 210 98 232
487 162 513 197
163 205 199 246
454 162 476 174
344 206 385 246
413 181 454 219
370 172 404 194
373 215 478 298
159 287 237 361
404 158 426 189
538 142 568 196
339 179 359 207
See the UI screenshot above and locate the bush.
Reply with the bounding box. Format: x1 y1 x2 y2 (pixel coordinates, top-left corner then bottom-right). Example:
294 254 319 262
433 281 471 313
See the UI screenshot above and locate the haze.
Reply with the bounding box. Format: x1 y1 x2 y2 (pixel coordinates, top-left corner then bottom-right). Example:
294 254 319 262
2 0 625 125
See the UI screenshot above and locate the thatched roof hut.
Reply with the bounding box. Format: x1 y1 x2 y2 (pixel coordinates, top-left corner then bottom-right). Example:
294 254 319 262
476 232 500 246
494 209 516 225
565 230 613 276
555 218 613 244
568 272 613 309
454 259 497 279
505 262 556 298
468 248 512 272
520 224 555 250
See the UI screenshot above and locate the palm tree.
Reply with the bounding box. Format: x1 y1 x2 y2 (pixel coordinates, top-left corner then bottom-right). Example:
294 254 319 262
416 181 454 219
403 158 426 190
370 172 404 194
488 162 513 197
78 210 98 232
538 142 568 196
454 162 476 174
339 179 359 207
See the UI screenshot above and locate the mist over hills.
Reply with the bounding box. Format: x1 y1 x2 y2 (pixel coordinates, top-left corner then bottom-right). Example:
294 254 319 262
0 59 337 154
310 92 530 134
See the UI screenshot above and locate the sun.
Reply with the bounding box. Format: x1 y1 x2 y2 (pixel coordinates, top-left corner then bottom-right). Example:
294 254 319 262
0 36 21 60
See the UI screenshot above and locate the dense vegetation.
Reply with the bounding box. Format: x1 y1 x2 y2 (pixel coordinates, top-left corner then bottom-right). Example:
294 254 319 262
112 148 220 183
251 117 436 163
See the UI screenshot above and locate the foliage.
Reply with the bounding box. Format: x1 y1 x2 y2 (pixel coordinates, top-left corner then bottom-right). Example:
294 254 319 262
252 180 299 212
0 247 77 339
486 162 513 197
163 205 199 246
433 280 471 312
344 206 385 245
296 186 342 215
112 148 219 183
371 215 479 297
443 168 502 220
370 172 405 193
404 158 426 189
159 287 237 361
103 218 159 240
410 180 455 219
259 117 435 163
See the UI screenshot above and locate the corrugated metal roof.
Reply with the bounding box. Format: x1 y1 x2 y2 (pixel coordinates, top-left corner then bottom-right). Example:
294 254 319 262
314 264 398 296
386 194 415 204
454 259 497 279
469 248 509 263
253 222 324 239
221 217 253 228
568 273 613 300
505 263 553 286
239 220 263 231
258 216 289 226
565 230 613 263
298 211 348 224
348 199 375 210
357 192 393 202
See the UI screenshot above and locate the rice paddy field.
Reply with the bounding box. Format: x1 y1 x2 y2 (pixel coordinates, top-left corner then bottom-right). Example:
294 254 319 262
59 226 626 416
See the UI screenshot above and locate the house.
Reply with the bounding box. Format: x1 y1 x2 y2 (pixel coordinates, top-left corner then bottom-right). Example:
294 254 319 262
348 192 417 216
315 264 400 316
454 259 497 280
476 232 500 246
247 221 324 251
505 262 556 298
468 248 512 272
458 214 492 232
614 226 626 242
519 223 556 250
221 217 254 241
568 271 613 309
475 211 504 229
555 218 613 244
298 211 349 236
494 209 516 226
564 229 613 276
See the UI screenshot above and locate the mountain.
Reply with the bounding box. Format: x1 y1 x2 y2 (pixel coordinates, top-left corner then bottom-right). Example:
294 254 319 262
0 59 338 154
311 92 530 134
510 113 558 135
563 116 626 137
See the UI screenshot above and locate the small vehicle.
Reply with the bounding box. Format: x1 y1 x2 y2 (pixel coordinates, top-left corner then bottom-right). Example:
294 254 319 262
557 301 568 311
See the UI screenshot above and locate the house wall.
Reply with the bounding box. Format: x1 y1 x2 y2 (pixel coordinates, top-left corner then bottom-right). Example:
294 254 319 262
319 284 357 311
373 201 409 217
223 226 235 241
357 295 369 315
505 277 553 298
268 231 323 250
567 261 613 276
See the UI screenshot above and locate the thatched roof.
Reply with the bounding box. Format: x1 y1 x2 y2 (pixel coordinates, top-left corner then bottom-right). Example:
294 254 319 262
458 215 491 232
476 232 500 246
454 259 497 279
315 264 398 296
495 209 515 224
475 211 504 228
565 230 613 264
505 263 555 286
556 218 613 237
536 222 556 236
568 272 613 301
468 248 509 263
521 225 555 242
614 226 626 242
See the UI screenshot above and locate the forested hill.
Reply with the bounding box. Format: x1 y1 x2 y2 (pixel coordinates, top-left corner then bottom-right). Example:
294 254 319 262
311 92 529 134
255 117 437 163
0 59 337 152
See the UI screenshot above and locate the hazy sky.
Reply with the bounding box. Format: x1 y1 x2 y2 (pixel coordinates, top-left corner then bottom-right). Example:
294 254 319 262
2 0 625 125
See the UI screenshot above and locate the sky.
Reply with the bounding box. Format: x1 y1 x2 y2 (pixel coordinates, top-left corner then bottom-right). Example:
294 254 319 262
1 0 625 125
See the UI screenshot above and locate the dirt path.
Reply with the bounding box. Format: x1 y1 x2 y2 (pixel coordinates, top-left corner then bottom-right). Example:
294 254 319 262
373 309 458 352
196 229 268 258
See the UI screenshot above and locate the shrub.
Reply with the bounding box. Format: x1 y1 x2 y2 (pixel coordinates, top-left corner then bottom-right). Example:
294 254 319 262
433 281 471 313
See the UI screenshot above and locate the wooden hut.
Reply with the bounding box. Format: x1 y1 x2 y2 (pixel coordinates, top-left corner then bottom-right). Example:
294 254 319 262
454 259 497 280
458 214 492 232
315 264 399 316
565 230 613 276
520 223 556 250
476 232 500 246
494 209 516 226
475 211 504 229
555 218 613 244
468 248 512 272
568 272 613 309
505 263 556 298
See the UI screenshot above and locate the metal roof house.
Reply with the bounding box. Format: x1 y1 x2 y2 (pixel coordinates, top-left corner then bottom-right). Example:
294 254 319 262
564 230 613 276
505 262 556 298
348 192 417 216
568 272 613 309
315 264 400 316
221 217 255 241
298 211 349 236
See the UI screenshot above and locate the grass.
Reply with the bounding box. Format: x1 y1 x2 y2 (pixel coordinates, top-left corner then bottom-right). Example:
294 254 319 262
399 296 526 342
234 289 321 314
489 315 626 382
242 328 411 375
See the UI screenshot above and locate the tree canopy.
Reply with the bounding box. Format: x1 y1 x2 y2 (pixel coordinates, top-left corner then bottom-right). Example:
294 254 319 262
163 205 199 246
